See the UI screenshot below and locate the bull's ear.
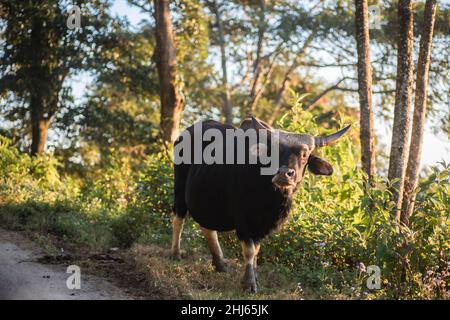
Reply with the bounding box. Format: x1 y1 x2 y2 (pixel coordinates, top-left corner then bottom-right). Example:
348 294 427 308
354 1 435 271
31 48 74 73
308 154 333 176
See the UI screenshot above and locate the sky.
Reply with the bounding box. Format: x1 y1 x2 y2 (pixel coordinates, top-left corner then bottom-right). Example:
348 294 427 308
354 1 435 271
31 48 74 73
73 0 449 170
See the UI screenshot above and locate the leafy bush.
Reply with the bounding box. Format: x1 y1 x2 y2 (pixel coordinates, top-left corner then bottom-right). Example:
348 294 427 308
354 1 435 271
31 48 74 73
109 151 174 246
0 137 117 248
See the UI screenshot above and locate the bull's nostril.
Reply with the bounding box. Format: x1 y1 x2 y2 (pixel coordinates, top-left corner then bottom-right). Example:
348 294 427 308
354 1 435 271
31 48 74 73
287 169 295 177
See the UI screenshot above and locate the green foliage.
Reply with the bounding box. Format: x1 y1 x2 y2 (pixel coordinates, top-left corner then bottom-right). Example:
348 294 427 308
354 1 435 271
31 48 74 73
1 136 120 248
0 136 67 201
110 151 174 247
254 103 450 299
80 24 160 164
0 0 115 144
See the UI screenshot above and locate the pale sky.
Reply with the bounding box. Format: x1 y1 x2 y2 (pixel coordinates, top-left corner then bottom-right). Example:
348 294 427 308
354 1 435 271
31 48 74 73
72 0 449 171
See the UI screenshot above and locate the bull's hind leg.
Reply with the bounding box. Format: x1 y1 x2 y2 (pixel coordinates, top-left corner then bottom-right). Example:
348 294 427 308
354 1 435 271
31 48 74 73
201 227 227 272
171 214 185 259
241 240 258 293
253 242 260 283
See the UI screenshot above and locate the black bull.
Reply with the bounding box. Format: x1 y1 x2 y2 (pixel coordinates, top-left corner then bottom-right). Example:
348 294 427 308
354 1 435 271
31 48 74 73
171 117 350 293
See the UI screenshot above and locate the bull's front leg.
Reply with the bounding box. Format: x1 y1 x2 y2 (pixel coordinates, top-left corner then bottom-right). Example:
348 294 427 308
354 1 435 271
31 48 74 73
241 240 258 293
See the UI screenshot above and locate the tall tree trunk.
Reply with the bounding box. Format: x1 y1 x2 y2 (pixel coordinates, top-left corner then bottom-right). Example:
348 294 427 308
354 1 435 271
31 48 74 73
29 13 50 155
388 0 414 222
30 95 50 155
212 0 232 124
401 0 437 225
246 0 266 115
154 0 184 143
355 0 376 183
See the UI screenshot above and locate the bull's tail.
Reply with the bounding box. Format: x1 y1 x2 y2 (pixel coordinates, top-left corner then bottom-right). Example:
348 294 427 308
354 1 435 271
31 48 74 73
171 163 189 259
173 163 189 219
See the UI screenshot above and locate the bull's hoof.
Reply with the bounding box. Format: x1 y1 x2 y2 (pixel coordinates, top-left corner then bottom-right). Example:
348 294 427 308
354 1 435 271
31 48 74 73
171 253 181 260
241 264 258 293
213 261 228 273
170 249 184 260
242 281 258 294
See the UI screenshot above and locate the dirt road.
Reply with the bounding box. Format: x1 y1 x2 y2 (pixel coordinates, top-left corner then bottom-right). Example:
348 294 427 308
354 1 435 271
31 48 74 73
0 228 132 300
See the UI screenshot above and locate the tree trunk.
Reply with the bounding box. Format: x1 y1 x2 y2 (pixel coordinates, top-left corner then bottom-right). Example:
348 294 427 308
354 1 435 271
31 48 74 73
388 0 414 222
401 0 437 225
30 95 50 155
212 0 233 124
246 0 266 115
29 13 49 155
355 0 376 183
154 0 184 143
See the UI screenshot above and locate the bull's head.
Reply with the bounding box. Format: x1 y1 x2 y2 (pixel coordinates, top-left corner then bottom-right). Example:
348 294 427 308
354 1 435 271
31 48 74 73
249 117 351 191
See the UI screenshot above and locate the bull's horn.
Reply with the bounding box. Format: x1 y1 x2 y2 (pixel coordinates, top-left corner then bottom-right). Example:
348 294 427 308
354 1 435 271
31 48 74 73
314 124 351 147
251 116 269 130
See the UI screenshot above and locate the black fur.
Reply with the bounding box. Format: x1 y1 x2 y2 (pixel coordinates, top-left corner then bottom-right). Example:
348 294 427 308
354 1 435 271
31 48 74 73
173 120 326 243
